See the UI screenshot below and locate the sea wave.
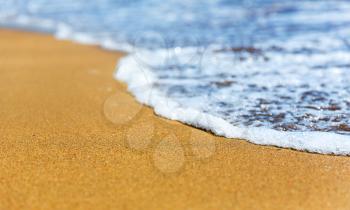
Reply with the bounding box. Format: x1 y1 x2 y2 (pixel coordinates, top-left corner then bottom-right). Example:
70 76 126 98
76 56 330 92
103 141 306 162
2 0 350 155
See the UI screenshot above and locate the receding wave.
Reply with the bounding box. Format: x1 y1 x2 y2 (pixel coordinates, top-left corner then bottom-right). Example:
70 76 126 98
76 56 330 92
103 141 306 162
2 0 350 155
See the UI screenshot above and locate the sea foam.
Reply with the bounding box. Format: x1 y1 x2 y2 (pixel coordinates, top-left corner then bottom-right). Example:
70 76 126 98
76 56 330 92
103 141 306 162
116 51 350 155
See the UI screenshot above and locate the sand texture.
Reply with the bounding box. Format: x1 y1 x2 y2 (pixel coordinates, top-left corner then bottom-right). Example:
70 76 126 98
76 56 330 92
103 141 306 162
1 29 350 210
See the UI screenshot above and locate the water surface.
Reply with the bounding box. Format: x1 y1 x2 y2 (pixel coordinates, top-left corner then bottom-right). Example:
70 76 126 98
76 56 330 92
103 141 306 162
2 0 350 154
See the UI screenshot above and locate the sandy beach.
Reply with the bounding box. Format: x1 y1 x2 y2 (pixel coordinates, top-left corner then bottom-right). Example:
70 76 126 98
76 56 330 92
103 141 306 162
1 29 350 210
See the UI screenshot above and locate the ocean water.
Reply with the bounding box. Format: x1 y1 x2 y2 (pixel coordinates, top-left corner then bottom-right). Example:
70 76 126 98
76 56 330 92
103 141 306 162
2 0 350 154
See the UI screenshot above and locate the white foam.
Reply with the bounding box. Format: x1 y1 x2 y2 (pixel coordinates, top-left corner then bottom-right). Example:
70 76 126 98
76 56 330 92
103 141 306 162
116 54 350 155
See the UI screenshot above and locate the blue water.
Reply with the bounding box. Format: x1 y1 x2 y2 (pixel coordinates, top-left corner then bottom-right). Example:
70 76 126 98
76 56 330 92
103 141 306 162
2 0 350 154
3 0 347 48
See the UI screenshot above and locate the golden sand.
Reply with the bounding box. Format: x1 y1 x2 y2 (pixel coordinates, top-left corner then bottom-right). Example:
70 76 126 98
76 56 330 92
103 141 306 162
1 29 350 210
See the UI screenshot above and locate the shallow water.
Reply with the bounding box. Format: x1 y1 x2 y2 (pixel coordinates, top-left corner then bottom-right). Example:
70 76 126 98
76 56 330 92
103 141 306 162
2 0 350 154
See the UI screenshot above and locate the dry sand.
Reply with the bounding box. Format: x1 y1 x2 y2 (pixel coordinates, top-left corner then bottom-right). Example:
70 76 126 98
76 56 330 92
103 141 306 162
1 29 350 210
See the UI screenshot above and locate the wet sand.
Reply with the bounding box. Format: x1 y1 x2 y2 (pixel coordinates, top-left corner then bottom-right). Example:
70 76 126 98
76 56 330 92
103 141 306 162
1 29 350 210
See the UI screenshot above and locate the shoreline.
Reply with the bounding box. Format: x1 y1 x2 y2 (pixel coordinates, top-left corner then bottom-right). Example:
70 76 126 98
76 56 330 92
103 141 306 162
5 21 350 156
1 29 350 209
